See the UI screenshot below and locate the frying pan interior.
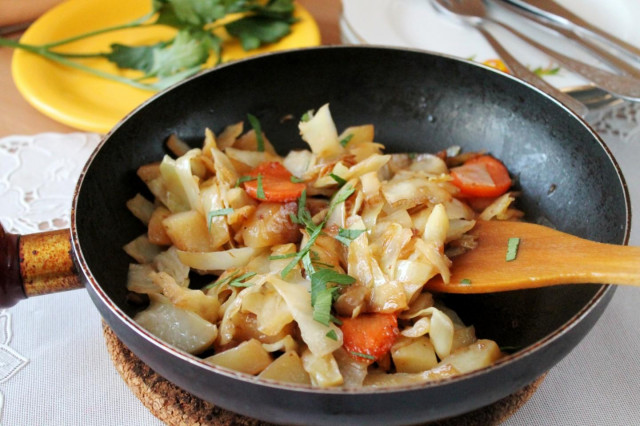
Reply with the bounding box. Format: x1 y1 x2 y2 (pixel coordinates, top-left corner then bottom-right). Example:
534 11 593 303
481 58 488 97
73 46 629 423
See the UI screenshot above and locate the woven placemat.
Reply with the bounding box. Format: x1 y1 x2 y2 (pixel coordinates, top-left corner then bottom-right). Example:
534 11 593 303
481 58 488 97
103 324 544 426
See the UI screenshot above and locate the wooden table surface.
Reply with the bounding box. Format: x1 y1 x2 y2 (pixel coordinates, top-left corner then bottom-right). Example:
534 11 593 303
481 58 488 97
0 0 342 137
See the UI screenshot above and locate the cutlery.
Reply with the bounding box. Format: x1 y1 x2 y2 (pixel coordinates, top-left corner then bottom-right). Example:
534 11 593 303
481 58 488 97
431 0 589 116
501 0 640 62
426 220 640 293
492 0 640 80
432 0 640 102
566 85 624 113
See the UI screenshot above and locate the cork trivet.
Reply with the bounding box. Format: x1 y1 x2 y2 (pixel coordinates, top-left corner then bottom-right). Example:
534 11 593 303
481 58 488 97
103 324 544 426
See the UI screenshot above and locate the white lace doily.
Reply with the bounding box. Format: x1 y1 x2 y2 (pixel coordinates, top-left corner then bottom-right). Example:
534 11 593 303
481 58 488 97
0 132 101 235
0 101 638 425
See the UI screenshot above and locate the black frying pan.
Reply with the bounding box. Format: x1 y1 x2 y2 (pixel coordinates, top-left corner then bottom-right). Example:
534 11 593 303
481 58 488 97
1 46 630 425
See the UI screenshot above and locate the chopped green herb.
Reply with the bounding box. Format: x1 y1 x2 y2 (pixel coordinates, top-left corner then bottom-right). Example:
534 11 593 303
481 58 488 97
203 269 240 290
339 133 354 147
302 251 316 276
300 110 313 122
280 185 354 279
235 175 256 187
533 65 561 76
310 269 355 325
280 224 323 278
335 227 366 246
268 253 298 260
310 268 355 300
330 315 343 326
247 113 265 152
207 208 234 228
506 237 520 262
297 189 308 222
228 271 257 287
289 212 300 224
256 173 265 200
312 288 335 326
329 173 347 186
408 152 417 160
290 175 305 183
328 184 355 217
350 351 376 361
325 329 338 341
460 278 472 285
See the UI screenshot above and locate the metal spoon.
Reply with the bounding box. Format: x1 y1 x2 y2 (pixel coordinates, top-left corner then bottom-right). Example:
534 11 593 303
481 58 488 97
431 0 588 116
426 220 640 293
431 0 640 102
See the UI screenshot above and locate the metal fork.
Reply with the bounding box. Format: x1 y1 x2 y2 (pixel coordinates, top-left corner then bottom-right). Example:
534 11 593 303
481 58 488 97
431 0 596 116
431 0 640 102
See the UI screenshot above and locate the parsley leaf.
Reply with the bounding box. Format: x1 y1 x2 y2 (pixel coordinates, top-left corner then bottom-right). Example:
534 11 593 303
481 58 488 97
207 208 234 229
325 329 338 341
350 351 376 361
339 133 353 147
225 17 293 51
312 288 337 326
105 41 170 73
228 271 257 287
203 269 240 290
256 173 266 200
268 253 298 260
247 113 265 152
236 175 257 187
310 269 355 305
329 173 347 186
506 237 520 262
335 228 365 246
153 0 228 27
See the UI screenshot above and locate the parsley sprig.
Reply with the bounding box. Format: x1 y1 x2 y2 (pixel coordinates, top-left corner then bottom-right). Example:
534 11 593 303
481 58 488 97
0 0 297 91
203 269 256 290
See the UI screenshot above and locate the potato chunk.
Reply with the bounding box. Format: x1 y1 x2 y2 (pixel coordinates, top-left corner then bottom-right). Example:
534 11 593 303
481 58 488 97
239 202 301 248
391 336 438 373
439 339 503 374
205 339 272 375
135 294 217 355
148 207 172 245
163 210 212 252
258 351 311 385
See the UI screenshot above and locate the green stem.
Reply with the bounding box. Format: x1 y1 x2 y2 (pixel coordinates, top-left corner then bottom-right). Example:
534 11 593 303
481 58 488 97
0 37 154 90
56 52 108 59
41 13 156 49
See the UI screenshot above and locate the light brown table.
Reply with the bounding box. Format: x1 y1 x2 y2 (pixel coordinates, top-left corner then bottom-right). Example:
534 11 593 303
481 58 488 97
0 0 341 136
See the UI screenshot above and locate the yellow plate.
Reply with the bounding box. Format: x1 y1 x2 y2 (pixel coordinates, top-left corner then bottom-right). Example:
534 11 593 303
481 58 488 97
12 0 321 133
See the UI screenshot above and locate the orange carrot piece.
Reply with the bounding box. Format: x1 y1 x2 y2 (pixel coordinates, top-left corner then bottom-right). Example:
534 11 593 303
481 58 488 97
243 162 305 202
339 313 399 363
450 155 512 198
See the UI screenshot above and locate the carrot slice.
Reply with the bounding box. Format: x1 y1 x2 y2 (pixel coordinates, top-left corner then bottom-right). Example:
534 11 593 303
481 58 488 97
339 313 399 363
243 161 306 202
450 155 512 198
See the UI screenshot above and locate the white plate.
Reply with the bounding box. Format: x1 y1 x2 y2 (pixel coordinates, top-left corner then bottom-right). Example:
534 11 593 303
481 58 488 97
341 0 640 89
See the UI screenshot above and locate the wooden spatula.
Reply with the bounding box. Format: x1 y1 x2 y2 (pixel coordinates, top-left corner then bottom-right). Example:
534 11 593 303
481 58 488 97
426 220 639 293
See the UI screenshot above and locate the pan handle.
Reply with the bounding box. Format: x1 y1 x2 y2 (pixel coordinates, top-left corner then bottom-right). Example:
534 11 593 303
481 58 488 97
0 223 83 308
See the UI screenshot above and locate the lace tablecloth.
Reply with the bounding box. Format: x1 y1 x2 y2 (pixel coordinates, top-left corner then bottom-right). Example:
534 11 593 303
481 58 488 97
1 103 639 425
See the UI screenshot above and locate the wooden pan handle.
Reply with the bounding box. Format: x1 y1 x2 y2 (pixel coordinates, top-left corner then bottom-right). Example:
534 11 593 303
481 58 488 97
0 223 83 307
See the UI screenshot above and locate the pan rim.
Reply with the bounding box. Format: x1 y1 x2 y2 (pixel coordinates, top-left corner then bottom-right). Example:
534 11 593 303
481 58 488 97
70 45 632 397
